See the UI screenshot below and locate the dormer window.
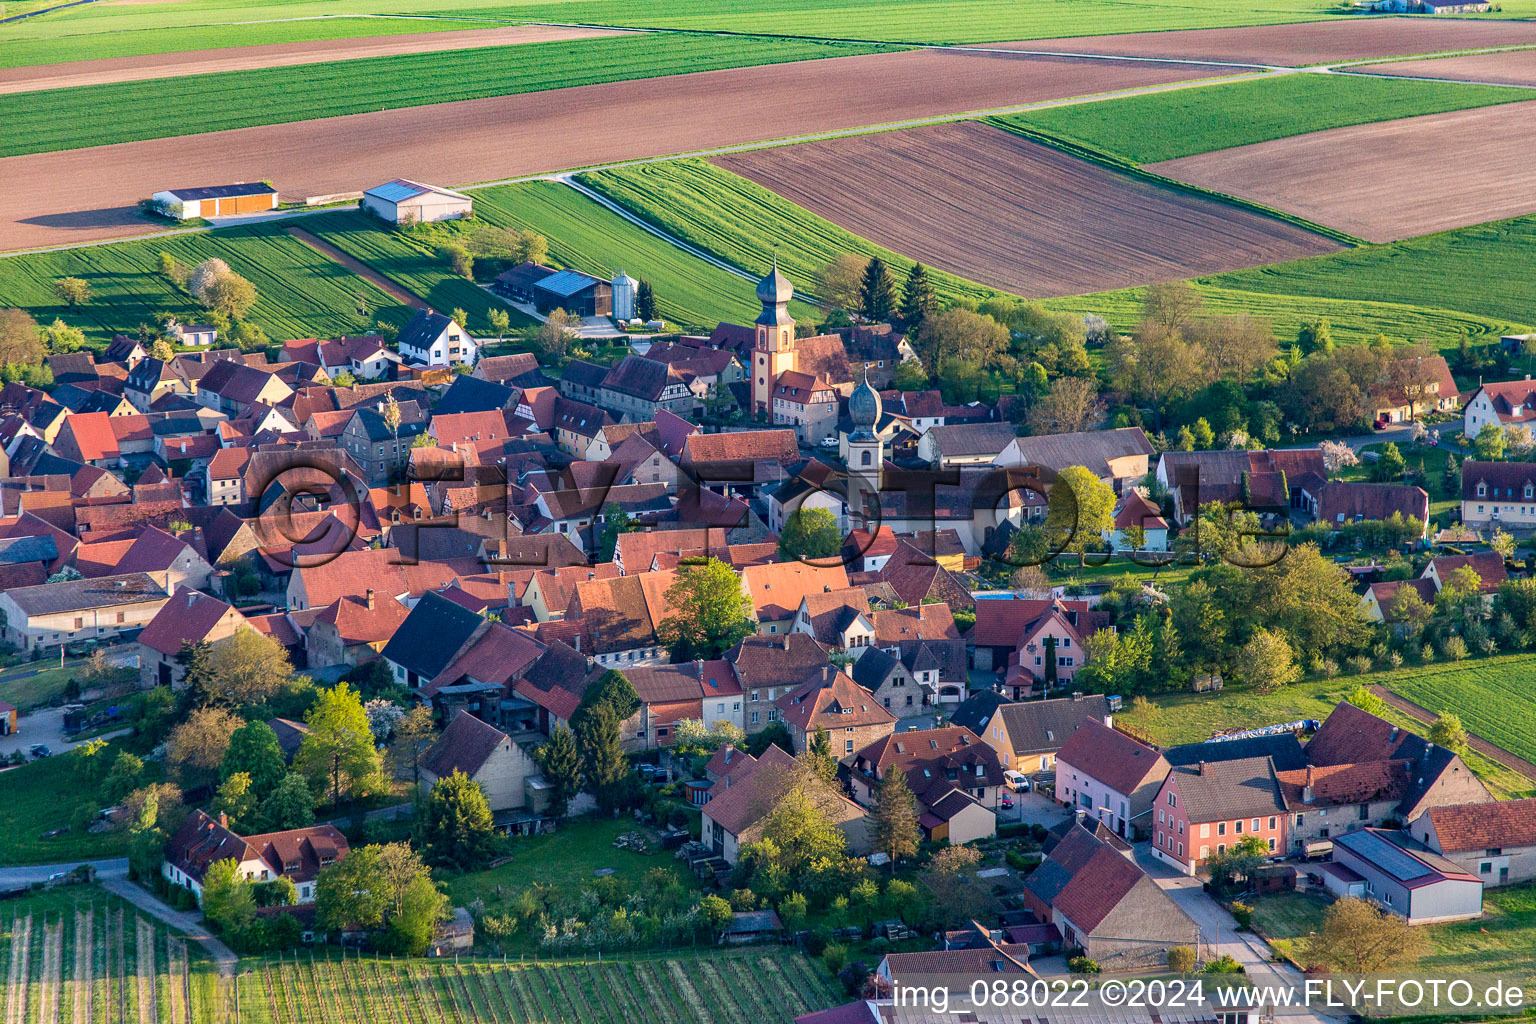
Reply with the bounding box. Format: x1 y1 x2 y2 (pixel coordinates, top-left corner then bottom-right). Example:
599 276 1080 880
1525 484 1533 500
1478 483 1487 497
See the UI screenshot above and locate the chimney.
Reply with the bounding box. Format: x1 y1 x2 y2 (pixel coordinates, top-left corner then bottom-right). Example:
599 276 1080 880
218 812 228 829
1197 760 1205 775
365 588 375 609
1390 726 1399 743
1302 765 1315 804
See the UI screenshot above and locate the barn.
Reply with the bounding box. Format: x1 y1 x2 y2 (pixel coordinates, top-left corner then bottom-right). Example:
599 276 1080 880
532 269 612 318
151 183 277 219
362 179 473 224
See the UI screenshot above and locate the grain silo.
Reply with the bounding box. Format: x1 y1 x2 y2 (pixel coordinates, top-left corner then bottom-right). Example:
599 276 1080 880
611 271 639 321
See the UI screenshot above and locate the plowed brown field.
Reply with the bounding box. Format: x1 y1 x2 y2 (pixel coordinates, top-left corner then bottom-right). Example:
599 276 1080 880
1149 100 1536 242
713 122 1339 297
984 18 1536 67
1357 49 1536 87
0 25 631 95
0 48 1231 252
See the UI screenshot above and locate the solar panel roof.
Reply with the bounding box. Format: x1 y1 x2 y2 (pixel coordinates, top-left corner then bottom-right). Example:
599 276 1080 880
535 269 602 298
366 180 425 203
1337 830 1430 881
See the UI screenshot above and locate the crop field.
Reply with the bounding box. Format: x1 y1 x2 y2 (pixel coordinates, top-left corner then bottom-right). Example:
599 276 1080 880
471 181 818 329
578 159 999 308
0 222 412 348
0 889 216 1024
998 73 1534 165
233 947 842 1024
984 17 1536 66
1149 100 1536 242
1362 49 1536 88
0 35 889 158
715 122 1340 298
293 212 533 335
1367 655 1536 768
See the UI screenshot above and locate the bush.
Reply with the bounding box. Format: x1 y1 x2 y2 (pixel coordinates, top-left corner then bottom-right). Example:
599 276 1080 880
1167 946 1197 973
1203 954 1244 974
823 942 849 974
1068 956 1101 974
1230 901 1253 929
1345 655 1372 676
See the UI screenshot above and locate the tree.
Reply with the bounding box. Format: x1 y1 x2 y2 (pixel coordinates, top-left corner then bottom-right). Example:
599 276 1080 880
1167 946 1197 973
636 279 656 321
486 308 510 341
699 894 734 932
166 707 242 783
316 844 390 932
1373 442 1406 481
443 244 474 279
1190 418 1215 450
1301 897 1425 973
201 858 256 934
202 272 257 320
1318 440 1360 475
761 783 848 875
1142 280 1203 333
203 630 292 705
126 789 166 883
917 308 1008 382
214 772 258 832
655 557 757 660
158 252 189 288
389 705 436 790
295 681 383 807
1027 376 1100 436
420 770 496 870
55 277 90 307
149 338 174 362
779 506 842 562
892 359 928 391
1491 528 1517 561
574 704 630 815
574 669 641 730
537 308 577 360
1206 835 1268 896
1297 319 1334 355
515 229 547 266
859 258 897 321
920 844 985 926
451 308 468 329
0 309 43 367
871 768 920 868
1234 627 1300 694
533 725 583 817
260 772 314 831
804 726 836 784
1428 713 1469 756
597 502 639 562
221 721 287 794
899 263 937 327
386 869 451 955
1475 422 1506 461
187 258 231 302
1044 465 1116 556
104 752 146 804
1344 684 1389 718
815 254 866 312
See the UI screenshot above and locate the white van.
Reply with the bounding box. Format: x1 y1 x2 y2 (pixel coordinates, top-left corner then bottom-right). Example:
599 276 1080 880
1003 770 1030 792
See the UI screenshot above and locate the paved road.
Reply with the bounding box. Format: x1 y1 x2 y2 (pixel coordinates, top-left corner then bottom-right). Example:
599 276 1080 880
0 705 129 757
101 878 238 976
0 858 127 885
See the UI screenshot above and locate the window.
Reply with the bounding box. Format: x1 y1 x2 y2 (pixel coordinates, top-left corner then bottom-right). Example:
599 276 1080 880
750 690 758 702
1200 845 1209 859
1217 822 1227 836
1177 842 1183 856
750 711 760 725
1482 862 1493 874
1217 844 1226 855
1268 816 1277 830
1167 792 1177 808
73 617 83 630
1235 819 1243 833
1159 810 1165 824
845 740 854 754
1177 821 1184 835
115 612 125 624
1252 818 1260 832
1268 837 1276 852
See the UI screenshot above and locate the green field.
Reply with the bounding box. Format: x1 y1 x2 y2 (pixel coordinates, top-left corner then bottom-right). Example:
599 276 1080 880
1425 882 1536 978
0 34 888 157
578 158 1000 308
1000 74 1536 165
0 221 414 348
295 211 533 334
471 180 818 329
1367 654 1536 768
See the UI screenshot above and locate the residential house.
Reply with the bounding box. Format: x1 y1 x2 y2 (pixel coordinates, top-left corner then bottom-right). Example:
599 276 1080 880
0 572 168 652
473 353 545 389
776 666 897 760
419 712 544 814
307 590 411 669
1360 576 1439 625
621 660 740 750
969 595 1107 686
1278 760 1412 854
849 727 1004 843
1421 551 1506 597
1461 460 1536 530
700 744 869 865
567 574 665 667
379 590 486 689
1155 448 1325 522
1021 821 1202 970
597 355 697 420
1370 354 1459 423
205 448 252 506
1303 481 1429 536
770 371 839 444
680 429 801 499
1408 799 1536 888
949 691 1112 773
163 809 347 904
53 412 121 468
195 362 293 418
995 427 1155 492
918 422 1017 469
1330 828 1482 923
396 309 478 368
1105 490 1169 552
727 632 833 734
1054 718 1170 840
1148 756 1288 875
136 589 253 687
742 560 850 634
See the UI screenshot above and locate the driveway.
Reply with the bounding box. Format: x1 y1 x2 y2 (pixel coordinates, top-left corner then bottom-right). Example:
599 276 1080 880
0 858 127 885
0 706 129 757
102 878 237 976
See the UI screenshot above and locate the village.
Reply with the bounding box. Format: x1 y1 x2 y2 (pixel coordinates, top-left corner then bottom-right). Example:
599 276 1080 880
1 214 1535 1024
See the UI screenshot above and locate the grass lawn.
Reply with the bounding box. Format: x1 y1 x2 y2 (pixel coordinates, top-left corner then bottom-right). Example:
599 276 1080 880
578 159 1000 309
0 752 131 866
444 817 695 910
0 34 889 157
1424 881 1536 977
0 221 415 348
0 658 96 712
1247 890 1330 940
1336 442 1457 521
472 180 818 330
1001 75 1535 166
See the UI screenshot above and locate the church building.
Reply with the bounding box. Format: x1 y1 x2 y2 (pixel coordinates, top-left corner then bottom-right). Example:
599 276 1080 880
748 261 857 437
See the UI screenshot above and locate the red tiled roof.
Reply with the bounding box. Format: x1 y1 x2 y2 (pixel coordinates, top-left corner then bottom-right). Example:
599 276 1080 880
315 592 410 645
1424 798 1536 853
741 561 849 621
1055 718 1168 797
60 412 120 462
1276 760 1409 809
776 667 896 733
1426 552 1507 593
422 712 509 780
682 429 799 465
137 590 238 656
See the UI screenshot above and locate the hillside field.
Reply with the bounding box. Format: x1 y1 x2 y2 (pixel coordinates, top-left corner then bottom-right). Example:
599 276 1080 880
578 159 1000 308
998 73 1536 165
0 35 888 157
471 181 818 329
0 222 414 348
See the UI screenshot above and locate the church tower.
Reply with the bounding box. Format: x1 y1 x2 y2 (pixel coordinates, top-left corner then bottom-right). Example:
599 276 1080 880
751 255 796 415
846 372 883 520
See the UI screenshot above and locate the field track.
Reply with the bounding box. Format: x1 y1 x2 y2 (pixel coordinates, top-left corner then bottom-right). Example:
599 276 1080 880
0 49 1230 252
1150 99 1536 242
1370 684 1536 783
1359 48 1536 86
714 121 1340 297
986 17 1536 67
0 24 630 95
283 225 426 309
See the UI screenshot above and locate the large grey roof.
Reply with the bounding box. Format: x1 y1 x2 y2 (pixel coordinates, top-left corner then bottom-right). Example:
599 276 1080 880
1005 427 1154 477
1165 734 1307 773
1168 756 1286 823
3 572 166 616
380 591 486 680
949 693 1110 756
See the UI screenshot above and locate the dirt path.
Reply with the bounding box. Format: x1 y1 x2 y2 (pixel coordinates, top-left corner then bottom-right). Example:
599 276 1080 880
1369 684 1536 783
99 879 237 978
284 225 425 309
0 24 630 95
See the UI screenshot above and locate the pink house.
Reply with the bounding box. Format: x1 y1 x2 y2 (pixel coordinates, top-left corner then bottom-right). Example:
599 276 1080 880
1149 756 1288 875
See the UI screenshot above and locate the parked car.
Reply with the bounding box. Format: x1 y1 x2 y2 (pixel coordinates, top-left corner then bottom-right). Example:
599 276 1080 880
818 436 839 448
29 745 51 758
1000 797 1015 810
1003 769 1031 792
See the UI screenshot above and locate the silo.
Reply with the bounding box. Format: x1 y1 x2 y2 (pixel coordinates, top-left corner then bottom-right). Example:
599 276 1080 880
611 272 639 321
